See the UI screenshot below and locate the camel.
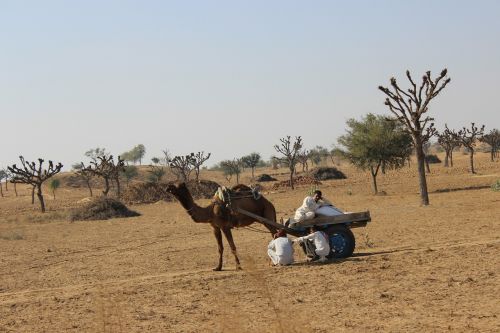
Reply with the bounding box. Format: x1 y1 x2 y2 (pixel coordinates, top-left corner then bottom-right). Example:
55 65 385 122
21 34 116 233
166 182 277 271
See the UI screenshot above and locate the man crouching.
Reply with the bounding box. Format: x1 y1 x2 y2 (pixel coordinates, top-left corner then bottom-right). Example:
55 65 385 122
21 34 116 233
267 230 294 266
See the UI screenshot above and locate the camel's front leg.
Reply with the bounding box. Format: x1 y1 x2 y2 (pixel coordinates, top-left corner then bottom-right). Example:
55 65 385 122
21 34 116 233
212 227 224 271
222 227 241 270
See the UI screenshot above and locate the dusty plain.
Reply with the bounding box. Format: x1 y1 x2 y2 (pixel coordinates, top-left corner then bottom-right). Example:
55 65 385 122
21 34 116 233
0 153 499 333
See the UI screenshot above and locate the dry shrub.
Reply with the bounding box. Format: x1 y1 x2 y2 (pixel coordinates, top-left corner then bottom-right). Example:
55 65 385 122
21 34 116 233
309 167 347 180
255 174 277 182
70 197 140 221
122 179 220 204
271 176 321 190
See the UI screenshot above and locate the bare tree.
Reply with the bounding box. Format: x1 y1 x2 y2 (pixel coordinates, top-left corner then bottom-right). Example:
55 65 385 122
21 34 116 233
191 151 211 182
480 128 500 162
220 159 242 184
379 69 451 205
162 148 172 166
169 154 196 182
83 155 125 197
274 136 303 190
437 125 461 167
8 156 63 212
75 162 94 197
456 123 485 174
296 149 310 172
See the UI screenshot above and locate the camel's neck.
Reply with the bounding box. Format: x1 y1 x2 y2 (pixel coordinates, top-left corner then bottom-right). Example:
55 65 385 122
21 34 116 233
172 189 213 223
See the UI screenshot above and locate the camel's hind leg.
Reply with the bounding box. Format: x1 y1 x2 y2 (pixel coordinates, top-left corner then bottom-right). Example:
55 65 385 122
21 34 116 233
212 226 224 271
221 227 242 270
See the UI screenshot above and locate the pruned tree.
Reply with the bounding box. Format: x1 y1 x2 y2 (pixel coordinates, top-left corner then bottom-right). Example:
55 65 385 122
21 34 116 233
296 149 310 172
241 152 261 180
8 156 63 212
338 114 413 194
480 128 500 162
379 69 451 205
169 154 196 182
274 136 303 189
162 148 172 166
49 179 61 200
456 123 485 174
437 125 461 167
83 155 125 197
191 151 211 182
75 162 94 197
220 159 242 184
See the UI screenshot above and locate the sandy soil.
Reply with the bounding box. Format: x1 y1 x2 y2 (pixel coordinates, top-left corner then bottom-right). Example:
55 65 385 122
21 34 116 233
1 153 499 332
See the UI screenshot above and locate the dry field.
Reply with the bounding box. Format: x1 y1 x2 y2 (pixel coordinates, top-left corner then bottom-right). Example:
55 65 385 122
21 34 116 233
1 153 499 333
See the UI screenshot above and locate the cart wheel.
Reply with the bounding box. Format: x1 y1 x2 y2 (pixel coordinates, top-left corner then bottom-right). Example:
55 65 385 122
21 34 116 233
326 225 355 258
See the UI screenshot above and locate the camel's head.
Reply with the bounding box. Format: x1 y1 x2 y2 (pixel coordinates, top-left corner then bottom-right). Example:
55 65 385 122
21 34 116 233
165 182 189 197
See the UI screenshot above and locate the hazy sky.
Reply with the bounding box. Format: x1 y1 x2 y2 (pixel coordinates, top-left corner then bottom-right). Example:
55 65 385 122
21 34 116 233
1 0 499 169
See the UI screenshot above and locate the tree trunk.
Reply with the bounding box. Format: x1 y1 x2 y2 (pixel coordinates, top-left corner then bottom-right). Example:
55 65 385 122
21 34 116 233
469 150 475 174
381 161 386 175
251 167 255 181
103 178 110 196
415 139 430 206
444 150 449 167
370 164 380 194
14 183 18 197
425 156 431 173
37 184 46 213
491 149 495 162
4 180 7 191
236 173 240 184
86 179 93 197
289 167 295 190
450 150 454 167
0 182 3 197
115 177 121 199
31 186 35 204
52 190 56 200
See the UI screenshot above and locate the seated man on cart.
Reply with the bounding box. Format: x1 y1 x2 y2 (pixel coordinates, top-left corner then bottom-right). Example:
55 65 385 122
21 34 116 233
288 190 343 228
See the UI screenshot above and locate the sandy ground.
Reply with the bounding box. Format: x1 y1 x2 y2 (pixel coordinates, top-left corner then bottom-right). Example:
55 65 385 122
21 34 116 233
0 154 499 332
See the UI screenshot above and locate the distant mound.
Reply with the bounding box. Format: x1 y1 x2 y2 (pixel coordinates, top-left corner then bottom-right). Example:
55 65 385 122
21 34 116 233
255 174 277 182
70 197 140 221
122 179 220 204
271 176 321 190
309 167 347 180
425 154 441 164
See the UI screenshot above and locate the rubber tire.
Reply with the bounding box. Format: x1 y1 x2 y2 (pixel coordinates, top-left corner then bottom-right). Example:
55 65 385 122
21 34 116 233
325 225 355 258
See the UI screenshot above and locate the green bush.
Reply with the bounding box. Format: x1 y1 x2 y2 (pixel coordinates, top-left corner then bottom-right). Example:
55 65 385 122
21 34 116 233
492 180 500 192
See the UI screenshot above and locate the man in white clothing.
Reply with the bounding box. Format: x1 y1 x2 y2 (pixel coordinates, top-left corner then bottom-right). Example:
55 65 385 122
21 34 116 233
293 226 330 262
293 190 331 224
267 229 294 266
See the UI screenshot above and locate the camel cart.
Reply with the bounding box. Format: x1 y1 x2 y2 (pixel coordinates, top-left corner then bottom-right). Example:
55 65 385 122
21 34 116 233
236 208 371 259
